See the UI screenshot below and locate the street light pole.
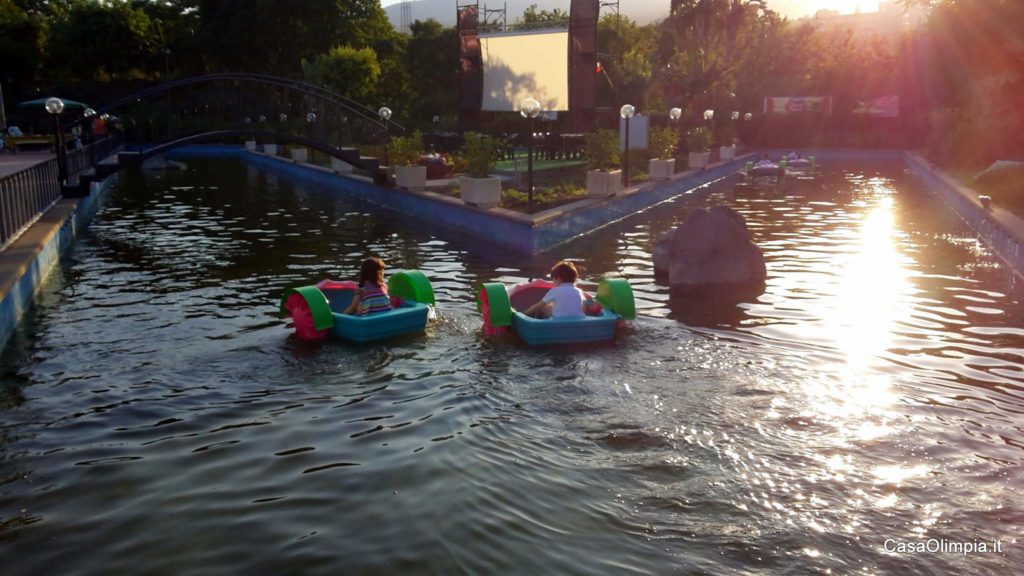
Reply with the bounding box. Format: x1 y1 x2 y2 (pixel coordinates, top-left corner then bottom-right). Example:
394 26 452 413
378 106 392 140
620 104 635 187
46 97 66 185
520 97 541 205
0 80 7 131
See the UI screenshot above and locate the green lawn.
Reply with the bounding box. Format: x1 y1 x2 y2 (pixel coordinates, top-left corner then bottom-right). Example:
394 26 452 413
493 157 587 172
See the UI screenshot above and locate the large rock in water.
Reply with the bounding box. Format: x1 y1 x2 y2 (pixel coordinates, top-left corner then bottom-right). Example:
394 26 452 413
653 206 766 299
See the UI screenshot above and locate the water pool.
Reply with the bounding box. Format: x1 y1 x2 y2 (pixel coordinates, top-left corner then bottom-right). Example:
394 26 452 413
1 159 1021 574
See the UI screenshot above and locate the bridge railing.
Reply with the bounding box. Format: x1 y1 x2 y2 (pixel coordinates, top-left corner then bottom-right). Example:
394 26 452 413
0 158 62 253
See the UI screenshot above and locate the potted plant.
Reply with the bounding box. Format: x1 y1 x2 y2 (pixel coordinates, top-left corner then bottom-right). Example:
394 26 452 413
263 142 278 156
648 126 678 181
389 131 426 190
717 123 737 160
687 127 712 169
457 133 502 208
584 129 622 198
244 139 257 152
291 146 309 163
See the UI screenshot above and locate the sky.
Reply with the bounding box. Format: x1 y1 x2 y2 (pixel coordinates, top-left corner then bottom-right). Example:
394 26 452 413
379 0 884 19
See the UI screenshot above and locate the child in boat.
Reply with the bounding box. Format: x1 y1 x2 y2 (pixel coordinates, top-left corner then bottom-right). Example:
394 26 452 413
343 257 393 315
524 261 587 319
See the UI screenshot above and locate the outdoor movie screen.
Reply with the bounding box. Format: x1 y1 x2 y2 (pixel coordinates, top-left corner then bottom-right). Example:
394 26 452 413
480 29 570 112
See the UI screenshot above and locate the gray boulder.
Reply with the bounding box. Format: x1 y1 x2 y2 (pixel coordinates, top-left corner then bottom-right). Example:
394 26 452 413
654 206 766 299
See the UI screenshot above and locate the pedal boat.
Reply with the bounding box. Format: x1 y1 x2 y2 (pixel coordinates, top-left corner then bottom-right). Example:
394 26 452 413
478 277 635 345
280 270 435 342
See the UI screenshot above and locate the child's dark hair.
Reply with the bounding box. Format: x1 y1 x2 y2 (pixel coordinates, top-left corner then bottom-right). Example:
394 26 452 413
550 260 578 283
358 257 385 287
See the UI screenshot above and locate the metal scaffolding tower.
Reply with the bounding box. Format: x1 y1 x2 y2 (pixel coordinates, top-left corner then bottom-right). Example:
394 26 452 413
400 0 413 34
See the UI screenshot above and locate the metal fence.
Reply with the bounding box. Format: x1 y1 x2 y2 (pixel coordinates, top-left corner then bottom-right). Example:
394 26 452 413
0 158 62 253
66 135 123 177
0 135 123 253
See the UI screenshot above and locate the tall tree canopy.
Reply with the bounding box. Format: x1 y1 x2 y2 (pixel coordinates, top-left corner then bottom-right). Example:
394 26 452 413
0 0 45 91
46 0 155 80
197 0 391 77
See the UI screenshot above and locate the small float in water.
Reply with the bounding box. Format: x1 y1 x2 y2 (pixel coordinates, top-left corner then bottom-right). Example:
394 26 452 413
742 159 788 177
782 153 815 171
280 270 435 342
478 277 635 345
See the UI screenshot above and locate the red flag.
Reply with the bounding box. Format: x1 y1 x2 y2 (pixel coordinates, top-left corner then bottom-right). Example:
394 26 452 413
595 61 603 74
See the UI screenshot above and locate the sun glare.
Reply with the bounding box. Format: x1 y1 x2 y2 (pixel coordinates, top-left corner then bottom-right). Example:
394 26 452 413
795 0 881 15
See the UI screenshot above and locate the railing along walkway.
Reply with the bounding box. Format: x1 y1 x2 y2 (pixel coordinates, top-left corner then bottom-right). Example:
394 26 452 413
0 136 122 253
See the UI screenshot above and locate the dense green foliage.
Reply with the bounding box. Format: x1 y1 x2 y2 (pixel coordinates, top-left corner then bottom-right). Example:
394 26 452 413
585 129 621 171
1 0 1019 170
649 126 679 159
686 127 712 152
302 46 381 105
459 132 502 178
388 130 424 167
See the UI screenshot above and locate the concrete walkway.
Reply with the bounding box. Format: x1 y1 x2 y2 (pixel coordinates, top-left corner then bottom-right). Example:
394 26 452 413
0 151 53 177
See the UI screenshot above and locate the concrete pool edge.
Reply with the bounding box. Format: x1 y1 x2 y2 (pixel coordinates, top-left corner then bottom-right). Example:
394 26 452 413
0 173 117 349
903 152 1024 278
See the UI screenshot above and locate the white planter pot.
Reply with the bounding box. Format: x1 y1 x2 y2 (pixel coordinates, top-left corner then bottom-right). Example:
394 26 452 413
586 169 622 198
263 143 277 156
291 148 308 163
244 140 256 151
649 158 676 181
458 176 502 209
719 145 736 160
330 157 353 173
688 151 711 169
394 165 427 190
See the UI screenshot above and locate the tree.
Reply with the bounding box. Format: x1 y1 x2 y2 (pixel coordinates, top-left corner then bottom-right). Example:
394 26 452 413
659 0 770 109
596 14 657 110
198 0 392 77
301 46 381 104
0 0 45 93
46 0 155 80
135 0 203 79
518 4 568 24
403 19 458 129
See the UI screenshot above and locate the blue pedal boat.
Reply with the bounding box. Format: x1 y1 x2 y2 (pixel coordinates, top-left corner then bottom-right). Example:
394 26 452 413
281 270 435 342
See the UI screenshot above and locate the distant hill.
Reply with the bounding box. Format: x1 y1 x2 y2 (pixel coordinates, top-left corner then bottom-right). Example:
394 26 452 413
384 0 670 29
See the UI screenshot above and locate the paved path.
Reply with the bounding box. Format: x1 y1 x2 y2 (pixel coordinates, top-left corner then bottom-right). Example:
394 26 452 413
0 152 53 178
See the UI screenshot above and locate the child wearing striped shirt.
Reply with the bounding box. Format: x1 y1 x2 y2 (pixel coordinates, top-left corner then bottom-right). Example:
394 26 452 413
343 257 393 316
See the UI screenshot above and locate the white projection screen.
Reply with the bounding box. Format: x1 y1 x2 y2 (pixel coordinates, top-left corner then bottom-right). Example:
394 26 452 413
480 30 569 112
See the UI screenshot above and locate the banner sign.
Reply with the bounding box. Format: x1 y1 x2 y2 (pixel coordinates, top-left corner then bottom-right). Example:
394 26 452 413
853 95 900 118
763 96 833 114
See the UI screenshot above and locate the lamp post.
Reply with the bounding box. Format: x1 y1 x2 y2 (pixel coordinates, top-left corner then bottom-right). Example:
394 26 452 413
46 97 66 185
620 104 635 187
520 97 541 205
378 106 392 140
83 107 97 164
306 112 317 161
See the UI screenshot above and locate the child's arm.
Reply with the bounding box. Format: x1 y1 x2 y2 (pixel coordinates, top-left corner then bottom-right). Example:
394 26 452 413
342 291 360 315
523 300 551 318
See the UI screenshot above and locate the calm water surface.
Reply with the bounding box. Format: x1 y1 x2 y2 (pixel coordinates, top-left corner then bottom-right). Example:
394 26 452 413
1 159 1022 575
